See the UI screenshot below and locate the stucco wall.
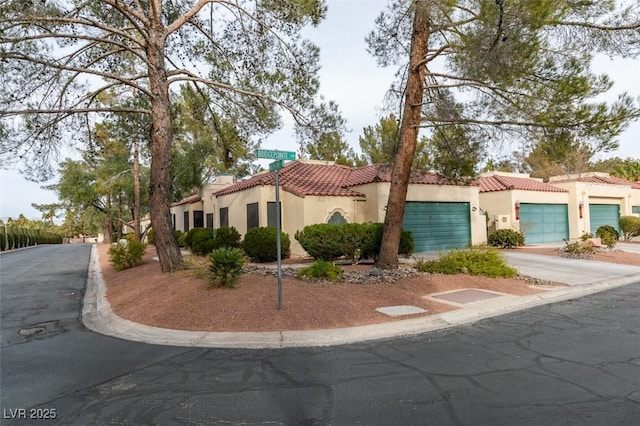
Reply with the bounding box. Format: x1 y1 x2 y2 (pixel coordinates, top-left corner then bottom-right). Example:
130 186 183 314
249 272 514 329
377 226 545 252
551 181 630 239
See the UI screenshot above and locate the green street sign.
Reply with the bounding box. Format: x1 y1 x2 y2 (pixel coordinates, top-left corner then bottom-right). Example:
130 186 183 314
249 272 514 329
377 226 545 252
256 149 296 161
269 159 285 171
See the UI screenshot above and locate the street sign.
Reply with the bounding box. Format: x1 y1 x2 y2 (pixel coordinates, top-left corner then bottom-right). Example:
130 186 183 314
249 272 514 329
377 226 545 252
256 149 296 161
269 159 285 171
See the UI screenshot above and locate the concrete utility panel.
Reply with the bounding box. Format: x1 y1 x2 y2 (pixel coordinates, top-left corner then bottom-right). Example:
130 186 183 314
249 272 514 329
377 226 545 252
375 305 428 317
429 289 506 304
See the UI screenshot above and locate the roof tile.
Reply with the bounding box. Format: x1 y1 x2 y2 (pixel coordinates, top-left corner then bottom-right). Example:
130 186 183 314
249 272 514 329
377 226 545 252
477 175 567 193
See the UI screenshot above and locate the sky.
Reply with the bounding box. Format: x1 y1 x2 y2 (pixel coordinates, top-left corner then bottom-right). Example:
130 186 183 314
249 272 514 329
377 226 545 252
1 0 638 222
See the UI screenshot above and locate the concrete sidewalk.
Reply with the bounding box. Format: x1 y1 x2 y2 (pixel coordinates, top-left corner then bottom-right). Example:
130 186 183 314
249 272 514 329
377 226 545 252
82 245 640 349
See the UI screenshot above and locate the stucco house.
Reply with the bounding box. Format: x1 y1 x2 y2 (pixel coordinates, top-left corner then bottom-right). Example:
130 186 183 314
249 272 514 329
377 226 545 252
478 172 570 244
548 172 640 237
208 160 488 257
171 175 235 232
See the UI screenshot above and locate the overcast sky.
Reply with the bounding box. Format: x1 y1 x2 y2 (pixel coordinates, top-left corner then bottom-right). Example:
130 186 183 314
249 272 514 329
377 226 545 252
1 0 638 222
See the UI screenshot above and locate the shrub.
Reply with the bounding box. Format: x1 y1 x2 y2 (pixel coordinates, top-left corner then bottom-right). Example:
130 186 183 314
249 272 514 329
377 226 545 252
297 260 344 282
619 216 640 241
146 228 154 245
580 232 593 241
243 227 290 262
108 239 147 271
561 239 595 257
487 229 525 248
184 228 210 249
296 222 414 263
295 224 344 261
415 248 517 278
174 230 186 247
208 247 245 288
595 225 619 248
212 226 242 249
191 229 216 256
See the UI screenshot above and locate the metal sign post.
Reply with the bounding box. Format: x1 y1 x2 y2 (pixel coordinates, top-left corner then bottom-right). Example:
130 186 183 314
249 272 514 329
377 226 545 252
274 168 282 310
256 149 295 311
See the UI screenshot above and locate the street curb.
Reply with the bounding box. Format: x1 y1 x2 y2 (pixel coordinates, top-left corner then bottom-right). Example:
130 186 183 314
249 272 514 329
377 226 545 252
82 244 640 349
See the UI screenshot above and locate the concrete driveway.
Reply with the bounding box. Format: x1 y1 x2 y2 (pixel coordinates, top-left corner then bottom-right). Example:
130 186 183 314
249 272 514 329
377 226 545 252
618 242 640 254
502 251 640 286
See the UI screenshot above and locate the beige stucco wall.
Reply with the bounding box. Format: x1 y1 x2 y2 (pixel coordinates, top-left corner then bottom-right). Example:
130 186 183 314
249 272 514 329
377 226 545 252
479 190 569 234
215 184 366 258
550 181 630 239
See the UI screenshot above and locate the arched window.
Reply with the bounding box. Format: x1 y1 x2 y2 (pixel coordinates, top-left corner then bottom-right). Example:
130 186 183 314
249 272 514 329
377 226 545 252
327 211 347 225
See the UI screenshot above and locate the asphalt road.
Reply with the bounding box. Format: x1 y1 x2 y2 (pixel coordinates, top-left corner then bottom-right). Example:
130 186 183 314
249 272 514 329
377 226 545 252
1 245 639 425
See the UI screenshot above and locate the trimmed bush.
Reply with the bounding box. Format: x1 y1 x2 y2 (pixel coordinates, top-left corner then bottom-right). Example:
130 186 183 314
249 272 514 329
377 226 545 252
295 224 344 261
580 232 593 241
174 230 186 247
415 248 517 278
296 222 414 263
212 226 242 249
297 260 344 282
619 216 640 241
108 239 147 271
184 228 210 250
487 229 525 248
243 227 291 262
208 247 245 288
191 229 216 256
595 225 619 248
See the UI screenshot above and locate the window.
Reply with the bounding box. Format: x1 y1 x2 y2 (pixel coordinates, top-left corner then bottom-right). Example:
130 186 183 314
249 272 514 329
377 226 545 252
183 211 190 232
220 207 229 227
247 202 259 230
172 214 176 230
206 213 214 228
633 206 640 214
327 211 347 225
193 210 204 228
267 202 281 228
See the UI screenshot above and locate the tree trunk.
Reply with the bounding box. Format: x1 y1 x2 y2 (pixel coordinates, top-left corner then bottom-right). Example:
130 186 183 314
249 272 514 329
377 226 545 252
103 193 113 244
376 0 430 269
147 13 183 272
133 130 141 241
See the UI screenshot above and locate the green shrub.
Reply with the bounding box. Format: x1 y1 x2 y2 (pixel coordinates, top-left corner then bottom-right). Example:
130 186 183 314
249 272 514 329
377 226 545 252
561 239 595 257
243 227 291 262
191 229 216 256
208 247 245 288
146 228 154 245
295 224 344 261
415 248 517 278
595 225 619 248
174 230 185 247
108 240 147 271
580 232 593 241
297 260 344 282
184 228 211 249
488 229 525 248
296 222 414 263
212 226 242 249
619 216 640 241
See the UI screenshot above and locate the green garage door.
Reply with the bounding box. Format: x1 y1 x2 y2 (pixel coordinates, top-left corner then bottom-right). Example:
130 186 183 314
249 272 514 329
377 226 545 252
519 203 569 244
589 204 620 234
403 202 471 252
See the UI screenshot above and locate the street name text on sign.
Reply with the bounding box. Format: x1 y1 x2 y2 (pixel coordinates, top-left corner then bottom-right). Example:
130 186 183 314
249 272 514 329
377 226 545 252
256 149 296 161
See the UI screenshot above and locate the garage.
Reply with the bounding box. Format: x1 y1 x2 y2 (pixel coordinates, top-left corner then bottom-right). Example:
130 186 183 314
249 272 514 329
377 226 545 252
403 202 471 252
589 204 620 234
519 203 569 244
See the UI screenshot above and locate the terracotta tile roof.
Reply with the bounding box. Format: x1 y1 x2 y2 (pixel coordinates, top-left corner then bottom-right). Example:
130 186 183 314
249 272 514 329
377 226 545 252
214 161 365 198
214 161 469 198
346 163 470 186
551 174 640 189
477 174 567 193
171 193 201 206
